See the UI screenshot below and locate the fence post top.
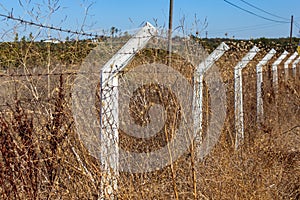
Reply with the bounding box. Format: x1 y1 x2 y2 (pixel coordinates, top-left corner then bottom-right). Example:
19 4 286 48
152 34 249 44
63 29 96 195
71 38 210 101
272 50 289 67
145 22 155 29
196 42 230 74
282 50 289 55
234 45 259 70
284 51 298 67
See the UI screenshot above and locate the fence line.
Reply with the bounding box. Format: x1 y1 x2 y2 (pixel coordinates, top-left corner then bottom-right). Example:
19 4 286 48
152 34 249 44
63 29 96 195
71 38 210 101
0 19 299 199
234 47 299 149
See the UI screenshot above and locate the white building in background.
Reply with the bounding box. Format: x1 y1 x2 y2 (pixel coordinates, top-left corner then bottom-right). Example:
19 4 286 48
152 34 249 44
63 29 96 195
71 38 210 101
41 38 61 44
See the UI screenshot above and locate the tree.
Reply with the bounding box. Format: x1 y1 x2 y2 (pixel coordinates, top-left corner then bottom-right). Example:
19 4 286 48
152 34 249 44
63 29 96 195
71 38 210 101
110 26 119 37
14 33 19 42
29 32 34 41
21 36 26 43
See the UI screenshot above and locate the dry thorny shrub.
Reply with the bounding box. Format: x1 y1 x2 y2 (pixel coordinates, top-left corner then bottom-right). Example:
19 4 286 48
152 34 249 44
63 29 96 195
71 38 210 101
0 39 299 199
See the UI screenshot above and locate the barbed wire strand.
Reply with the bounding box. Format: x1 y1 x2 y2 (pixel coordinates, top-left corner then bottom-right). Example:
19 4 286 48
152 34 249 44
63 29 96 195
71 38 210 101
0 67 297 78
0 13 101 38
0 13 160 40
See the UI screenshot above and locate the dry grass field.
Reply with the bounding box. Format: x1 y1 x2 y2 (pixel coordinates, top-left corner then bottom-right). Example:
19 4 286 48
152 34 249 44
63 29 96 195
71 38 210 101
0 38 299 199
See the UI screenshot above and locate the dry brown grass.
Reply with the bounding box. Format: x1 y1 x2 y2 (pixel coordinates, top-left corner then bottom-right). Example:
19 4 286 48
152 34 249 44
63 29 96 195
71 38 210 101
0 39 299 199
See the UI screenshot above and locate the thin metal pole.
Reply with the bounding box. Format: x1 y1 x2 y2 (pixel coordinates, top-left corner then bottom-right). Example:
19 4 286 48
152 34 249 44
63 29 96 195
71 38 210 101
290 15 293 45
168 0 174 62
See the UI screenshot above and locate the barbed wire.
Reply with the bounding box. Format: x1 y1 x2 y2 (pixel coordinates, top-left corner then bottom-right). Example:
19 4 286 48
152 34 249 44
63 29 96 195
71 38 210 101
0 71 82 77
0 13 101 38
0 67 297 78
0 12 162 40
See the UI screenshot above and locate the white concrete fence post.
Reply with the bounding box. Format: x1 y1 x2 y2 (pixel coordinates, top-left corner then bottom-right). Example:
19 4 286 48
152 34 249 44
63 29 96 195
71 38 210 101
100 22 156 199
256 49 276 127
272 51 288 94
234 46 259 150
284 52 298 80
292 55 300 77
193 42 229 158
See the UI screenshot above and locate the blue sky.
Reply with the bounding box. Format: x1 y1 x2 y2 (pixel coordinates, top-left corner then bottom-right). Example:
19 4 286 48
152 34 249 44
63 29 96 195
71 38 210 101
0 0 299 40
